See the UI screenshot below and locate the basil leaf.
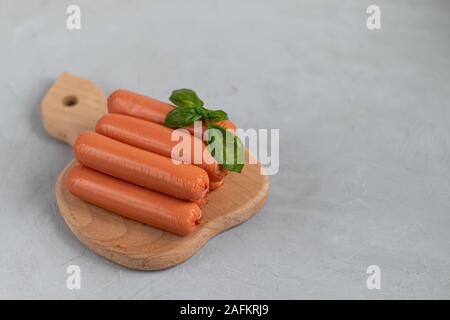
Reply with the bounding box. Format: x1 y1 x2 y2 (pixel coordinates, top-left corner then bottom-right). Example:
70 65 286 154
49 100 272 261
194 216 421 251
164 107 203 128
227 134 245 173
203 109 228 122
169 89 204 108
206 124 244 173
165 89 242 173
193 106 209 117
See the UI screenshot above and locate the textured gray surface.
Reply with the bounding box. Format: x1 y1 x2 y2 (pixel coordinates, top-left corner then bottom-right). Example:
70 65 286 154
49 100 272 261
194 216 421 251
0 0 449 299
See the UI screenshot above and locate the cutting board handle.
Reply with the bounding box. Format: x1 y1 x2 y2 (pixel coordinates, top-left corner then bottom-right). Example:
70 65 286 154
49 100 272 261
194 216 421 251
41 72 107 146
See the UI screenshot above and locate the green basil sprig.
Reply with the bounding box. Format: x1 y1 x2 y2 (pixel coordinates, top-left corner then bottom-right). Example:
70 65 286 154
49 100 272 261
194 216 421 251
164 106 228 128
164 107 203 128
164 89 244 173
205 124 245 173
169 89 204 108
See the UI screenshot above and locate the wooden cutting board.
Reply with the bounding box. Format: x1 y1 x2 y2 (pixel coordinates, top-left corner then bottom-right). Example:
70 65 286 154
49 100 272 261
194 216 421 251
41 72 269 270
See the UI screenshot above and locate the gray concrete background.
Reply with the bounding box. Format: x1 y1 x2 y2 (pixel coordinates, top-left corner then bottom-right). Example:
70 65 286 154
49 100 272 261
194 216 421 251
0 0 449 299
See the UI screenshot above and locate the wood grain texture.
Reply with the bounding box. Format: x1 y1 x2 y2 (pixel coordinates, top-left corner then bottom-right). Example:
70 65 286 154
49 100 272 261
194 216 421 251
42 72 269 270
41 72 107 145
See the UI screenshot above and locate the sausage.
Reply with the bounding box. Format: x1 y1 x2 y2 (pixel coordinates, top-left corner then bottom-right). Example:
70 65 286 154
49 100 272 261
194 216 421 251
95 114 227 184
108 89 172 124
67 165 201 236
73 132 209 204
108 89 237 133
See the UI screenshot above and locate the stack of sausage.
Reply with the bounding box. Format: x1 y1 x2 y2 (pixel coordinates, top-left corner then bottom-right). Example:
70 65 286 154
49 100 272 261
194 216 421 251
67 90 237 236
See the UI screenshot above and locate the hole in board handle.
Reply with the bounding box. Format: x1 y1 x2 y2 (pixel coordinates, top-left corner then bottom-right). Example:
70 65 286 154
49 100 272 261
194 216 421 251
62 95 78 107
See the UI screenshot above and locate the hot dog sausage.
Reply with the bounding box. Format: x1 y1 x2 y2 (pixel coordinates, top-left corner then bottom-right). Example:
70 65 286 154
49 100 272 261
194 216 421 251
107 89 237 133
95 114 227 184
67 165 201 236
73 132 209 204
